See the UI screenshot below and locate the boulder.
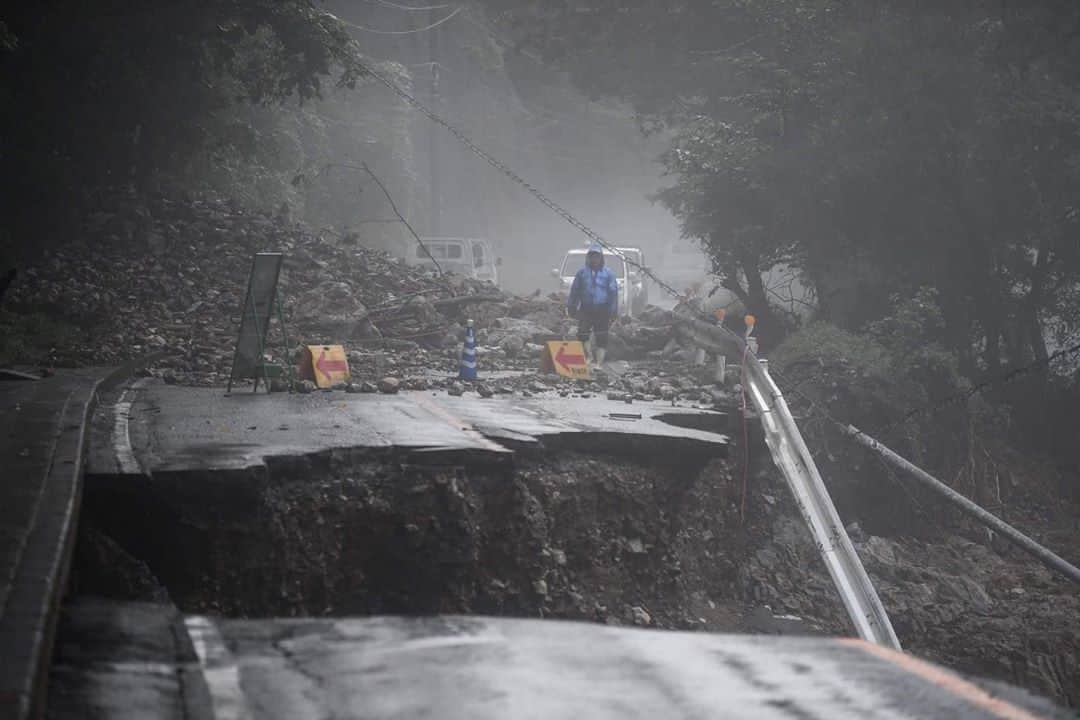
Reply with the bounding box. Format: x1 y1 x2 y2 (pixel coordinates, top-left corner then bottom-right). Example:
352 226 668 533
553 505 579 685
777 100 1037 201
499 334 526 357
377 377 401 394
488 317 555 345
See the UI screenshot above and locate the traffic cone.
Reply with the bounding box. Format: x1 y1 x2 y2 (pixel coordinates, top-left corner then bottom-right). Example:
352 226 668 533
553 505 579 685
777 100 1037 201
459 319 477 380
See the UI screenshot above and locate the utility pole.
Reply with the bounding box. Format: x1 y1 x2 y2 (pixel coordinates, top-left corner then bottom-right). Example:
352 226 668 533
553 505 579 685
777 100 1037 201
428 16 441 236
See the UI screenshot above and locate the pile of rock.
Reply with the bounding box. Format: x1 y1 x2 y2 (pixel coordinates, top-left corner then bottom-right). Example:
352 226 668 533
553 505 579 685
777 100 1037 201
6 190 740 392
5 192 502 384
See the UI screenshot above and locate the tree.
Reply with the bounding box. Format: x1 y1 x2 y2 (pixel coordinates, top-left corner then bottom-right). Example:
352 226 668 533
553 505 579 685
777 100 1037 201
477 1 1080 368
1 1 364 264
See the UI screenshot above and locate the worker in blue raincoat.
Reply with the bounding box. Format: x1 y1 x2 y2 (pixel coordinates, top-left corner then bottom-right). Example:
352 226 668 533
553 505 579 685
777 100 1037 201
566 243 619 366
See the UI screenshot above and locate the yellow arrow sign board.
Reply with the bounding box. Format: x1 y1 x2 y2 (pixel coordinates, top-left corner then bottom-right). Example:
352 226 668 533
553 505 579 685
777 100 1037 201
298 345 351 388
540 341 591 380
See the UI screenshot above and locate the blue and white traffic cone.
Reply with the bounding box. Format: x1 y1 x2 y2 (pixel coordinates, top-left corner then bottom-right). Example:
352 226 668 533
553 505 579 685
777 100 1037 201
458 319 477 380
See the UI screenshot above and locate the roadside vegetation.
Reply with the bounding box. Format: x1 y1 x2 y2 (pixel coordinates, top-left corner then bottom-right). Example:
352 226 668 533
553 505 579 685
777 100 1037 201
479 0 1080 509
2 2 1078 522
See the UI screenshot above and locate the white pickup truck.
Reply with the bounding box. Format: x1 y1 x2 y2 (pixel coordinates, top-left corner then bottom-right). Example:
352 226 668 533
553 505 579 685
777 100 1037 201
552 246 649 317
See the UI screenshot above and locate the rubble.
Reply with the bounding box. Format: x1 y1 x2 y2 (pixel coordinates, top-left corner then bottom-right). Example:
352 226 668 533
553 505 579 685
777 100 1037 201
377 377 401 394
5 194 747 403
4 192 510 384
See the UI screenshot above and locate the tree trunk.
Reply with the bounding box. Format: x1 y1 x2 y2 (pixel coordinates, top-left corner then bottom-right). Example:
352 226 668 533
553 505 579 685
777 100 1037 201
740 254 783 350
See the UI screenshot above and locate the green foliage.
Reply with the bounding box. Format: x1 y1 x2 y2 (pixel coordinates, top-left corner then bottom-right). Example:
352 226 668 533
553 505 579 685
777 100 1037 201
0 310 80 366
479 0 1080 378
865 288 961 392
1 1 365 263
775 288 965 416
772 321 899 423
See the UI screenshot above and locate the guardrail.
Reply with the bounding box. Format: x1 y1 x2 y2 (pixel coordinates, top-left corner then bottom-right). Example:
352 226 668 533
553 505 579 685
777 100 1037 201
671 310 900 649
744 357 901 649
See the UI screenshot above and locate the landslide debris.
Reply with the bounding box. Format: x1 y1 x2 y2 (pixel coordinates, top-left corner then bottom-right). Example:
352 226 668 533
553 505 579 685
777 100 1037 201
6 192 720 390
2 192 513 382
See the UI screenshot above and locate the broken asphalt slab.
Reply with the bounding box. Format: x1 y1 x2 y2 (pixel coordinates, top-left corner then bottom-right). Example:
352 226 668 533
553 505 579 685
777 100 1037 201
88 381 729 475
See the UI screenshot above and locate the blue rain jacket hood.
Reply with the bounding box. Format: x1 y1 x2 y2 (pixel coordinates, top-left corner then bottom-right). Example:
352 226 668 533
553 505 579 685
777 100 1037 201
567 244 619 316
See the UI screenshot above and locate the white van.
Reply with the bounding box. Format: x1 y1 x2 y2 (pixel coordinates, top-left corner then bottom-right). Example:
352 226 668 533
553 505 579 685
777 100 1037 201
412 237 499 287
615 246 650 315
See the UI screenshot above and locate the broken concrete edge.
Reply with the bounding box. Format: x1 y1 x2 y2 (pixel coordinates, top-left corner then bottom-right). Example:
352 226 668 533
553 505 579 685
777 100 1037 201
89 424 730 488
0 368 45 381
1 355 167 720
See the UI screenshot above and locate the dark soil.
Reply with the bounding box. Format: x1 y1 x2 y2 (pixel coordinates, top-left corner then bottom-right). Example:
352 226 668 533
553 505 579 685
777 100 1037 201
75 444 757 633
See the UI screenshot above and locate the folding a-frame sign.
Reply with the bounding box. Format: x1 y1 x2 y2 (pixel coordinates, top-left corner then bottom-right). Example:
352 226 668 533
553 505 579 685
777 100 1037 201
227 252 290 393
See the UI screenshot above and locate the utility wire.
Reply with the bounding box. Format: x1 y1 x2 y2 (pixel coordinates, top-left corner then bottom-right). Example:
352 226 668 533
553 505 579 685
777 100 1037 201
339 10 1080 427
346 24 1079 585
306 161 445 278
358 161 445 279
870 339 1080 437
363 0 453 11
353 55 695 305
348 15 1080 429
333 6 462 35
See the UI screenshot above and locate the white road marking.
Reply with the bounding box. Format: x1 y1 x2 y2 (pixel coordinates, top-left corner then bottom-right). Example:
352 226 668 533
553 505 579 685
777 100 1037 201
112 380 145 475
185 615 252 720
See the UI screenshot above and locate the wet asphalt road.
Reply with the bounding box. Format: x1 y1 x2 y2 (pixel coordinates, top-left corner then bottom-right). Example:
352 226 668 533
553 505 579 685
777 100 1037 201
48 599 1071 720
61 381 1074 719
90 381 729 475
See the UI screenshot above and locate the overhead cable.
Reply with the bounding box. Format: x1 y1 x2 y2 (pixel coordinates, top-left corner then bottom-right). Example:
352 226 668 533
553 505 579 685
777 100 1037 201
364 0 453 11
333 6 461 35
352 54 692 304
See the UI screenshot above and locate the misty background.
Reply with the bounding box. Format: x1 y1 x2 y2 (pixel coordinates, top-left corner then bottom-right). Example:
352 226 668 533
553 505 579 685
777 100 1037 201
3 1 1080 487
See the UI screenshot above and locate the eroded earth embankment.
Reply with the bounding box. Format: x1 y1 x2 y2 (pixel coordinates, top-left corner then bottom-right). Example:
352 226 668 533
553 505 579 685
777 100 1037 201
70 431 1080 708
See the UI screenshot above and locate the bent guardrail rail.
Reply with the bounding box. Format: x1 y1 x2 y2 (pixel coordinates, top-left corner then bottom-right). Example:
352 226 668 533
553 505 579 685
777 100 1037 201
745 358 901 649
671 308 900 649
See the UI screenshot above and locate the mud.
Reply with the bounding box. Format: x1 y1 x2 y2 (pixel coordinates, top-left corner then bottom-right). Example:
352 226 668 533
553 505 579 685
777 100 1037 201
76 443 760 632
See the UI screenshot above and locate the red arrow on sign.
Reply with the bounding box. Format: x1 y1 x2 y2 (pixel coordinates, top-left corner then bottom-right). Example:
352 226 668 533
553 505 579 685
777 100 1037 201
316 349 348 377
555 345 586 368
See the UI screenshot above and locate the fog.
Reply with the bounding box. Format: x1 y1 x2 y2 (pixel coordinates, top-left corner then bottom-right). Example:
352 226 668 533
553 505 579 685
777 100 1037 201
323 0 688 295
4 2 1080 713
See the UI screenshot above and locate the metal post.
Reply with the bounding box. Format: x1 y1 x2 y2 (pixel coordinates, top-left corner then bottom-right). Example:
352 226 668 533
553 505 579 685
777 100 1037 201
843 424 1080 588
275 293 293 390
428 22 441 235
249 281 264 393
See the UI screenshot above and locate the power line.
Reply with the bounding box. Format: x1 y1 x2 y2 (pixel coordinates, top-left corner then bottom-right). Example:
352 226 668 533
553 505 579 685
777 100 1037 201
352 55 695 305
346 11 1080 429
363 0 453 11
358 161 445 279
870 340 1080 436
333 6 461 35
307 161 446 279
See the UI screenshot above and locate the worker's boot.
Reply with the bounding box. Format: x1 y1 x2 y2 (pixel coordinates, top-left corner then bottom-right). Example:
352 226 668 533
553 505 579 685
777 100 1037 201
594 347 607 368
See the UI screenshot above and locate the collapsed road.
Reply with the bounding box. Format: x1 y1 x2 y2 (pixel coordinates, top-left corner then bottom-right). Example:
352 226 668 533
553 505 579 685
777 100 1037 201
23 369 1071 717
4 178 1077 718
